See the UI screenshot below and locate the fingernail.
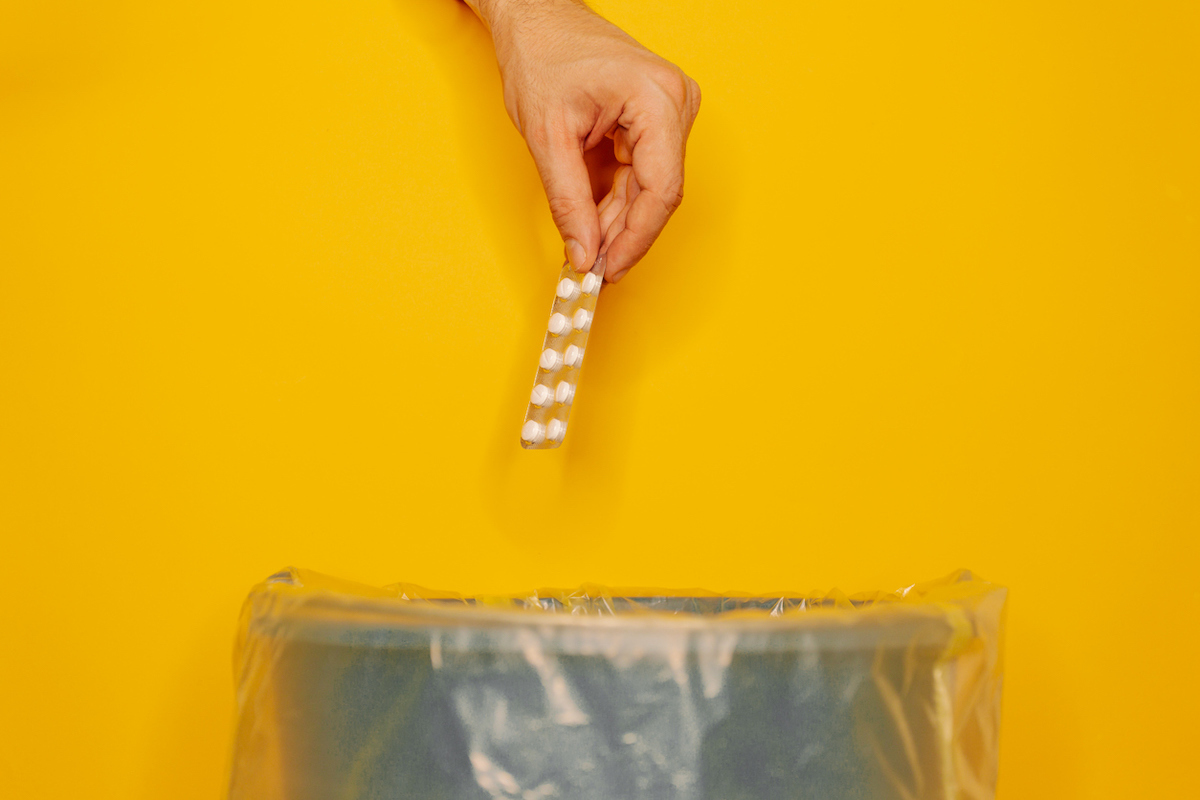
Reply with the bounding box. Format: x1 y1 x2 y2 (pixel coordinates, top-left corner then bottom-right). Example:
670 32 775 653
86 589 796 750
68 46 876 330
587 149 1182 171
609 268 631 284
564 239 587 272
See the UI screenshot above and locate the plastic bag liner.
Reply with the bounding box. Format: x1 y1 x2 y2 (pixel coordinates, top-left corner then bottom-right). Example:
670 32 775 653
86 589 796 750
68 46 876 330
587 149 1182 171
227 569 1006 800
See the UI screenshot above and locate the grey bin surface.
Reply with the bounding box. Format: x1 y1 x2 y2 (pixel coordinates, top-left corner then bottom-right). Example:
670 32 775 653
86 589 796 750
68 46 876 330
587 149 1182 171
229 570 1006 800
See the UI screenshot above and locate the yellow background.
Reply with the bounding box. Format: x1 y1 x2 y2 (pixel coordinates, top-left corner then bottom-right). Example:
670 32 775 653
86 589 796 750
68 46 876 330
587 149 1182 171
1 0 1197 797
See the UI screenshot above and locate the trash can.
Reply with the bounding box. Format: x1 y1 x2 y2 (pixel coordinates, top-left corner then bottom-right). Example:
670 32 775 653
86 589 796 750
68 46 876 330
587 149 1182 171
228 569 1006 800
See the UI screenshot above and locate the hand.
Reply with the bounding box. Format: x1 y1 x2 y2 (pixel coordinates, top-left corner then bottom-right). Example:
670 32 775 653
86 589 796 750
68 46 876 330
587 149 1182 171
469 0 701 283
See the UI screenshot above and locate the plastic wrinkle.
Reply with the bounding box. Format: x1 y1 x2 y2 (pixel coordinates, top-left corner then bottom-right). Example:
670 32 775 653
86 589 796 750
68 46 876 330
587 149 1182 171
227 569 1007 800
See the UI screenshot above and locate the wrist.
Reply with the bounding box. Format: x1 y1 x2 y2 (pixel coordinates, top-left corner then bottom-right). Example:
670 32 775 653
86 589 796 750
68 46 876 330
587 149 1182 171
470 0 589 43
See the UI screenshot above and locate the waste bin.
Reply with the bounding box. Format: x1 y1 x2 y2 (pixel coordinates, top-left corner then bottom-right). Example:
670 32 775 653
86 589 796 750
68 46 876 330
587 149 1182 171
228 569 1006 800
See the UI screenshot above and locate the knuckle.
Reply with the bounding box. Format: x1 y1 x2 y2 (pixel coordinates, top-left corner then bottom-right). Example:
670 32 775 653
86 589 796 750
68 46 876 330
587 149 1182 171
526 123 552 151
668 73 690 107
524 111 567 153
646 64 689 105
547 194 583 223
686 77 702 113
661 180 684 213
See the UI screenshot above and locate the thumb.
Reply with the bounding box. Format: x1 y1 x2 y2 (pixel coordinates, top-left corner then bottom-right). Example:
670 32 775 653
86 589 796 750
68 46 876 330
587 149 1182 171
529 136 602 272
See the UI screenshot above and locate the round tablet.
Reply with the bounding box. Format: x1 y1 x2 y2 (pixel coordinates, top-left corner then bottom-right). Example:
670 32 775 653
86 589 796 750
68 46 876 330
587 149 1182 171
556 278 580 301
521 420 546 444
555 381 575 405
548 313 570 335
581 272 601 295
530 384 553 407
572 309 591 331
564 345 584 368
546 419 567 442
539 348 562 371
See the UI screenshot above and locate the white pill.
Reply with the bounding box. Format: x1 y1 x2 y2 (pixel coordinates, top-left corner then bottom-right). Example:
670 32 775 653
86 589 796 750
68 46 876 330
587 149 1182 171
557 278 580 301
548 312 570 335
521 420 546 444
572 309 591 331
564 345 584 368
554 381 573 407
555 381 575 405
539 348 562 371
547 419 567 442
582 272 601 295
530 384 554 407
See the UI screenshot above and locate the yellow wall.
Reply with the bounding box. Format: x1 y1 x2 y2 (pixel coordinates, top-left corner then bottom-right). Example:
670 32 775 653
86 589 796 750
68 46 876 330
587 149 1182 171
1 1 1196 797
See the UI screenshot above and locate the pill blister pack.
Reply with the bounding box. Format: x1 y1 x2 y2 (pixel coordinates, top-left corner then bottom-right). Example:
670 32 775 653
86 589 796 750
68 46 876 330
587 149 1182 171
520 255 606 449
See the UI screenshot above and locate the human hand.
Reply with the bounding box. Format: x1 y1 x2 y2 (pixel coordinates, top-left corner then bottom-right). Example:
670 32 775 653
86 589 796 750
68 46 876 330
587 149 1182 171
468 0 701 283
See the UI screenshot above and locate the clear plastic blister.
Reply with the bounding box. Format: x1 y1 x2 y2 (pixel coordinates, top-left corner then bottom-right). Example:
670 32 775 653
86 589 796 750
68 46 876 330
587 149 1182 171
520 254 606 449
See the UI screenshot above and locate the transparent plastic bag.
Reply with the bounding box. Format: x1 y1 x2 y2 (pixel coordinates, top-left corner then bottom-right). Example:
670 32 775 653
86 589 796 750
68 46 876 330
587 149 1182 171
228 569 1006 799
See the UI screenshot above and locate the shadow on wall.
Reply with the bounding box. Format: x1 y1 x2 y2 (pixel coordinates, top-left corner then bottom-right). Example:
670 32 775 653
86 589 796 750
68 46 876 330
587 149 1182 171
394 0 737 539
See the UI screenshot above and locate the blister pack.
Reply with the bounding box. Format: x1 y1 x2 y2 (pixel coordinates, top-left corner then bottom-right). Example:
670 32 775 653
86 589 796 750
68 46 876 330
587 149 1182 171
520 254 606 449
